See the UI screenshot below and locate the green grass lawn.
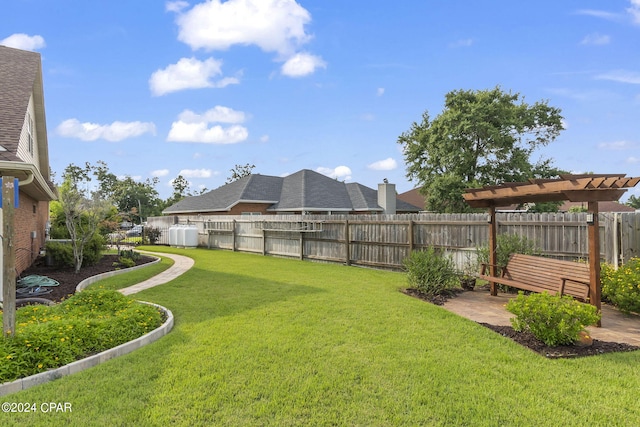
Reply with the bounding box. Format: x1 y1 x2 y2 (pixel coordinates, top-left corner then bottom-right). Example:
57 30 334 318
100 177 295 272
2 247 639 426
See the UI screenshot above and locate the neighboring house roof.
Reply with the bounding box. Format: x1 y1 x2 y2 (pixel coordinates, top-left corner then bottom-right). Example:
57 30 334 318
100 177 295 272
163 169 422 214
0 45 56 201
559 201 636 213
397 188 425 210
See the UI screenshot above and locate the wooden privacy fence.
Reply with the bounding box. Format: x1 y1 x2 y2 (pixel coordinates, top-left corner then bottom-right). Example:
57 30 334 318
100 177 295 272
146 212 640 271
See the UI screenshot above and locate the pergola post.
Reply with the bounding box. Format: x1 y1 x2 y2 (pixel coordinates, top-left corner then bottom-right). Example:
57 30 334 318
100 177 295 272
488 206 498 296
587 201 602 326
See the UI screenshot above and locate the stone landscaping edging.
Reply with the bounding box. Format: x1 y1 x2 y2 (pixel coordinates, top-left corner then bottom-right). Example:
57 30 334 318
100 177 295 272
75 255 161 292
0 301 173 397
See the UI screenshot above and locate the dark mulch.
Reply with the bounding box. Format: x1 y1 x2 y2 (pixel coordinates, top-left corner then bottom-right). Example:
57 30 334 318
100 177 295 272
402 288 640 359
18 254 156 303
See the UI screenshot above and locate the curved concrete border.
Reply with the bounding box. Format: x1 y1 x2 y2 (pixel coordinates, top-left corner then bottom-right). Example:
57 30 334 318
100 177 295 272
0 251 195 397
76 255 161 292
0 302 173 397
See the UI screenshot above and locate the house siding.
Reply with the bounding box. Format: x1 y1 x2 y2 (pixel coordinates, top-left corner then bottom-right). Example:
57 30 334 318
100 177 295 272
16 95 39 164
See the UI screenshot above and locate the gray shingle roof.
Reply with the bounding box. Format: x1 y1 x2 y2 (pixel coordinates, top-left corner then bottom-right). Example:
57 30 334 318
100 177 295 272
0 45 56 201
164 174 283 213
163 169 422 214
0 45 41 161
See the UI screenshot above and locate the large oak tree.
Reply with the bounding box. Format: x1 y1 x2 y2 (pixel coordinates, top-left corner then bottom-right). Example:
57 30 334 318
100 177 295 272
398 87 564 212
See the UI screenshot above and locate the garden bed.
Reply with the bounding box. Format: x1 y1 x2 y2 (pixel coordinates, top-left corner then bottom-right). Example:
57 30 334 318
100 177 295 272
403 288 640 359
19 254 156 303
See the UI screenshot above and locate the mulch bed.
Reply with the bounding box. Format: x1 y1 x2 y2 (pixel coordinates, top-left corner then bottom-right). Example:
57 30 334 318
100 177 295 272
402 288 640 359
18 254 156 303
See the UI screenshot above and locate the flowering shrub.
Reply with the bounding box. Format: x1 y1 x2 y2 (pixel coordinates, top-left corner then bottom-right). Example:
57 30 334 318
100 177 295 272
0 289 163 382
403 247 459 296
506 292 601 346
601 258 640 315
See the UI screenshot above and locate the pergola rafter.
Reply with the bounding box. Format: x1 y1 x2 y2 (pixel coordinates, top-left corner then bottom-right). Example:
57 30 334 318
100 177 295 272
463 174 640 326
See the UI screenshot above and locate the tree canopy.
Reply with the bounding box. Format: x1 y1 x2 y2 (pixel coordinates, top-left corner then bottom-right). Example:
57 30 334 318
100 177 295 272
226 163 255 183
627 195 640 209
398 87 565 212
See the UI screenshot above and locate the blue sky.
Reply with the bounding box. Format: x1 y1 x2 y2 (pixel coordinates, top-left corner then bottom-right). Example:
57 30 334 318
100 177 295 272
2 0 640 201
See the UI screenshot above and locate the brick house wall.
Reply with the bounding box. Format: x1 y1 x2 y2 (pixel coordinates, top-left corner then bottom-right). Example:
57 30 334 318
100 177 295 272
12 191 49 274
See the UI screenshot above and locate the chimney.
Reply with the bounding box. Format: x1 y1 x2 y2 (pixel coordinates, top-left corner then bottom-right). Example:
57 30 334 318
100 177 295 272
378 180 396 214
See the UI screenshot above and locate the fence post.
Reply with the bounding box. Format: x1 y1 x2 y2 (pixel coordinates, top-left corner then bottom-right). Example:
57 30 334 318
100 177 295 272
408 220 414 253
232 219 237 251
613 213 619 268
344 219 351 266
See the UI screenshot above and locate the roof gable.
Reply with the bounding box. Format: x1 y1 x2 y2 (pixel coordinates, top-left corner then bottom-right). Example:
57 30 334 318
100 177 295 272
273 169 353 211
0 45 42 161
0 45 55 201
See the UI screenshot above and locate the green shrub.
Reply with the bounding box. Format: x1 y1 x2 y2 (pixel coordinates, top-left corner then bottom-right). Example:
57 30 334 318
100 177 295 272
45 241 74 268
601 258 640 315
82 232 106 266
505 292 601 346
115 256 136 269
477 233 540 269
0 289 163 382
144 226 162 244
120 249 141 262
403 247 459 296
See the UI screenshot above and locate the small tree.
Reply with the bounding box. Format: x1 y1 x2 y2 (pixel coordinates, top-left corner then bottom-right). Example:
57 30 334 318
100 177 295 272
59 165 111 273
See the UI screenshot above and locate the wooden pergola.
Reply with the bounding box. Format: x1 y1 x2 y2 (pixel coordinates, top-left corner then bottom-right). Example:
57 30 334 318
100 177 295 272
463 174 640 321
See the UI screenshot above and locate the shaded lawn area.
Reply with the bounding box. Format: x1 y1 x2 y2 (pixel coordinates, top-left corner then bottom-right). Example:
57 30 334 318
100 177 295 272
3 247 640 426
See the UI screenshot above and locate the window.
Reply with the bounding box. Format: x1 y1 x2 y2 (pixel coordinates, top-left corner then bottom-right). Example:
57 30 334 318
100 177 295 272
27 112 34 154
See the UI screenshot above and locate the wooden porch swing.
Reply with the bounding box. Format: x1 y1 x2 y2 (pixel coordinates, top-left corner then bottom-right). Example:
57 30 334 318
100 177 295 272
463 174 640 325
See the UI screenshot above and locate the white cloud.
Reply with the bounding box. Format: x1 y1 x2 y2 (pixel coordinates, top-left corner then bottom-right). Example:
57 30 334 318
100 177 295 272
173 0 312 56
448 38 474 48
316 166 352 181
167 106 249 144
166 1 189 13
368 157 398 171
627 156 640 163
56 119 156 141
167 122 248 144
152 169 170 177
179 168 213 178
376 88 385 97
598 140 634 150
0 33 45 51
580 33 611 45
628 0 640 24
177 106 246 124
260 135 269 142
596 70 640 84
576 9 620 21
281 52 326 77
149 57 239 96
